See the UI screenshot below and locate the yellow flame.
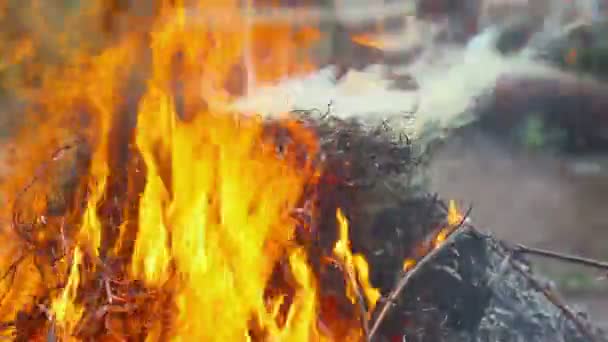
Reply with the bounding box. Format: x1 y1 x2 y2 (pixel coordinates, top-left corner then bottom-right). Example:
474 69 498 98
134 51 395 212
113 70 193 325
351 34 384 50
0 0 375 340
402 258 416 272
51 247 84 339
334 209 380 312
434 200 463 247
447 200 463 226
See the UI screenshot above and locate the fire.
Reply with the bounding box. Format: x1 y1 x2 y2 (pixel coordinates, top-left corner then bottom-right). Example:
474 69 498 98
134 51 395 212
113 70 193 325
446 200 463 226
0 1 381 341
51 247 84 339
131 110 320 340
434 200 463 247
351 34 387 50
334 209 380 313
0 1 468 340
351 34 402 51
402 258 416 272
402 200 463 276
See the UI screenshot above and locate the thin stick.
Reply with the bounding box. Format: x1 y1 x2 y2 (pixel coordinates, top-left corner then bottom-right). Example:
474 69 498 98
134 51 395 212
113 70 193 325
515 244 608 272
328 256 370 341
367 206 472 341
343 266 370 341
46 321 57 342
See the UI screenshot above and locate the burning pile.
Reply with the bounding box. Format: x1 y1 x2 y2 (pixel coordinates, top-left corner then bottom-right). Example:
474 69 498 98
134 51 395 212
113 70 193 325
5 114 365 341
0 1 418 340
0 1 606 341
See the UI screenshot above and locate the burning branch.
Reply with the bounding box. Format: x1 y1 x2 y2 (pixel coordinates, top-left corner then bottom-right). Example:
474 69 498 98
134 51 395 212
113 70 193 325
333 209 373 341
333 258 371 341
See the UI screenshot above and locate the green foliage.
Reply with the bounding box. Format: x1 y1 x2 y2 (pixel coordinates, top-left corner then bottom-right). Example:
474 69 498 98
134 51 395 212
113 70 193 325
520 115 546 149
515 113 567 151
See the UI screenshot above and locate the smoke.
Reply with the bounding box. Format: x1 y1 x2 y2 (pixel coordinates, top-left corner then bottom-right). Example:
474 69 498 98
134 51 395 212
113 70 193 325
232 23 563 146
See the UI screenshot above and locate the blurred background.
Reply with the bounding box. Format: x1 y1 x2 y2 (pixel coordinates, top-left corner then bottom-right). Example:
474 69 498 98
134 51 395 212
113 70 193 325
1 0 607 329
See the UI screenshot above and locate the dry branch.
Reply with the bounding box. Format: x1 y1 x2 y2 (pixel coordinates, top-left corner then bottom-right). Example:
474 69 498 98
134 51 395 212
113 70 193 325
515 244 608 272
500 247 601 342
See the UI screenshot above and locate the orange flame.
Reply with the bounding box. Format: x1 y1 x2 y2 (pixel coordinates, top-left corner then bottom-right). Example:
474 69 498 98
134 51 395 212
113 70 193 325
351 34 386 50
405 200 463 272
0 1 383 340
51 247 84 339
402 258 416 272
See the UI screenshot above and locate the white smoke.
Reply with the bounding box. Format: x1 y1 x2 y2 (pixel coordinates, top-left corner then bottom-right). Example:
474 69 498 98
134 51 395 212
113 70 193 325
231 23 563 143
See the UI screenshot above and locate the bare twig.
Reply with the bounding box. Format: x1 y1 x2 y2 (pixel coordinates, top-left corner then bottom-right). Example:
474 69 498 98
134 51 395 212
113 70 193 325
0 253 29 305
104 278 114 304
0 253 27 283
345 267 371 341
367 206 473 341
515 244 608 272
46 320 57 342
329 257 370 341
12 141 81 245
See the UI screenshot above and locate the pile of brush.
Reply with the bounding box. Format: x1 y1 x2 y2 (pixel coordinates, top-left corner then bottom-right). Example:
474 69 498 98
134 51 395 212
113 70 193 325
1 109 605 341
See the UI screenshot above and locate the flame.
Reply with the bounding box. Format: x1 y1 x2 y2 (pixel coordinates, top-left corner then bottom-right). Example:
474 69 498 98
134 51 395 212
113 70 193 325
446 200 463 227
0 1 383 340
51 247 84 339
433 200 463 247
351 33 403 51
124 3 325 338
402 258 416 272
404 200 464 272
351 34 386 50
334 209 380 313
134 112 321 340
